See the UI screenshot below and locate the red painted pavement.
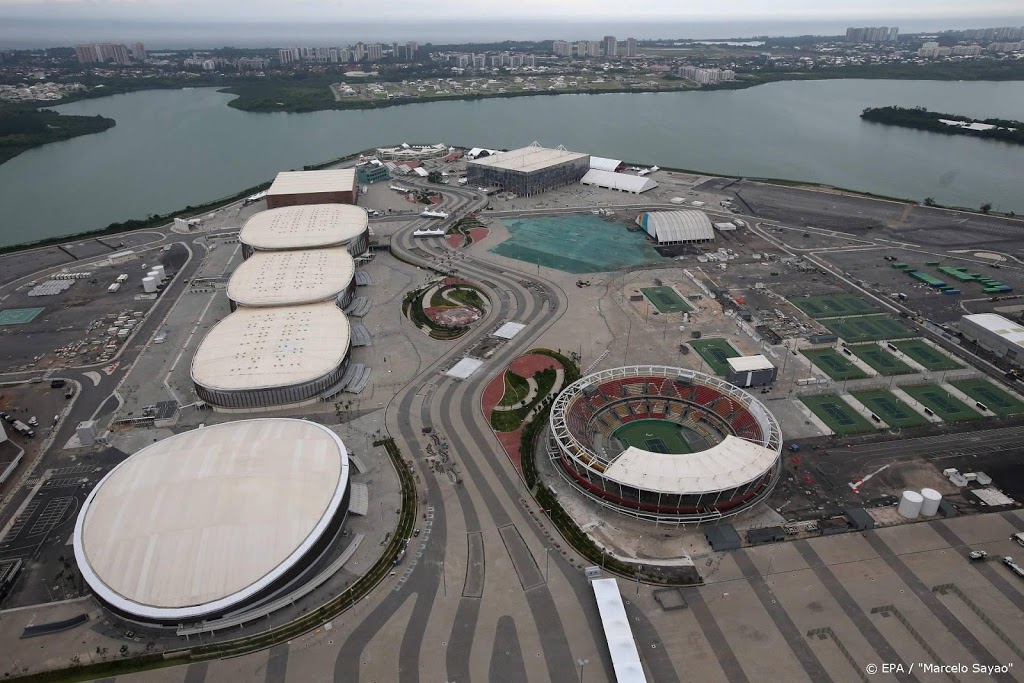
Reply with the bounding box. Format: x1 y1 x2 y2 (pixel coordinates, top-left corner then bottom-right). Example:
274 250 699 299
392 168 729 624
510 353 560 377
467 227 490 244
445 234 465 248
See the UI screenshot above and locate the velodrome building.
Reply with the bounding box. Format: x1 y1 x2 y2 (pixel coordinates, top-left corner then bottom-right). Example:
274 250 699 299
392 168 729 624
191 302 351 411
239 204 370 259
227 247 356 311
549 365 783 523
74 419 350 625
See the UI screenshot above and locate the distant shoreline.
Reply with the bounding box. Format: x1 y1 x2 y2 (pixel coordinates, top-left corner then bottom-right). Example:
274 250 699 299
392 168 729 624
860 106 1024 146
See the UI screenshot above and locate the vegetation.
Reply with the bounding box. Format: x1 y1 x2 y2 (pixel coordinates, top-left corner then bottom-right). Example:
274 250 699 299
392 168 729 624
491 367 558 432
447 216 488 246
860 106 1024 146
445 286 487 311
0 106 115 165
499 371 531 407
402 285 474 340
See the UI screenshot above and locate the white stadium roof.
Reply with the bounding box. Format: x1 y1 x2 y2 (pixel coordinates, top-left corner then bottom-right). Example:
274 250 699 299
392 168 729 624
590 156 622 172
240 205 368 251
191 302 350 392
581 169 658 194
961 313 1024 346
73 419 349 620
227 247 354 307
639 210 714 243
267 169 356 196
604 436 779 494
727 355 774 372
467 142 588 172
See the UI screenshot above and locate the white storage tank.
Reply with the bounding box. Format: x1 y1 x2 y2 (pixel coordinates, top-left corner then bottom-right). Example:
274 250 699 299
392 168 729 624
148 270 162 284
898 490 924 519
920 488 942 516
152 265 166 281
142 277 157 293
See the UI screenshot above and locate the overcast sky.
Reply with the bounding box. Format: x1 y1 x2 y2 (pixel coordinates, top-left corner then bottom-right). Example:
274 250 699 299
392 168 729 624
2 0 1023 22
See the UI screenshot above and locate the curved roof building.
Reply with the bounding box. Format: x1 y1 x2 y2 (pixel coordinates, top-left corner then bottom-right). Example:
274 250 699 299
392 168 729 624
191 302 351 410
239 205 370 258
549 365 782 523
636 210 714 244
74 419 350 623
227 247 356 310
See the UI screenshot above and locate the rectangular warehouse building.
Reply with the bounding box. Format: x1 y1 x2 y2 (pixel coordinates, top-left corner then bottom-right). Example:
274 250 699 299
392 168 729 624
465 142 590 196
266 170 358 209
960 313 1024 366
726 355 777 388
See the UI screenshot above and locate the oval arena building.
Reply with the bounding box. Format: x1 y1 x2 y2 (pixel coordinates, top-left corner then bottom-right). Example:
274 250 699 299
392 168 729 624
549 365 783 523
239 204 370 259
191 302 351 410
73 419 350 624
226 247 356 310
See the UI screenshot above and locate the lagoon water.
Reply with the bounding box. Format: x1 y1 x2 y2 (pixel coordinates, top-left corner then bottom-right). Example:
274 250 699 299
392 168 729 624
1 79 1023 247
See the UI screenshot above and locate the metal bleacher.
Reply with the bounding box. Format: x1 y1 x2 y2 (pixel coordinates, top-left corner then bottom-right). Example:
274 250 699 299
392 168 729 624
348 482 369 516
354 271 373 286
350 323 373 347
344 297 372 317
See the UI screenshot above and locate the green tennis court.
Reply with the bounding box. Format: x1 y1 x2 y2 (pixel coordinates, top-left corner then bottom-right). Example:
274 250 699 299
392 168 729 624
613 419 694 454
891 338 962 370
791 293 880 319
800 394 875 435
0 307 45 325
641 286 692 314
851 390 928 428
821 314 916 343
950 378 1024 416
900 384 984 422
847 344 916 376
689 338 741 375
801 348 868 381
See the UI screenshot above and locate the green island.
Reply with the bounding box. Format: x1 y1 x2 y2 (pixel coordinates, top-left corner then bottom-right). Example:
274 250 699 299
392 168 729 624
0 105 115 164
861 106 1024 145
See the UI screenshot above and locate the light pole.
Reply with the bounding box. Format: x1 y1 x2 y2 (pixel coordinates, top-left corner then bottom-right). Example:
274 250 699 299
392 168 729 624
578 658 589 683
545 547 550 583
442 558 447 597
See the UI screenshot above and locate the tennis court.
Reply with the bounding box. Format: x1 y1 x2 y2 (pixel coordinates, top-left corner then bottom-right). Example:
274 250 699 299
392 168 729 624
847 344 915 376
950 378 1024 416
0 307 45 325
891 338 962 370
613 419 694 454
801 348 868 381
851 390 928 428
641 286 692 314
689 338 741 375
900 384 984 422
800 395 875 435
821 314 916 343
791 293 879 319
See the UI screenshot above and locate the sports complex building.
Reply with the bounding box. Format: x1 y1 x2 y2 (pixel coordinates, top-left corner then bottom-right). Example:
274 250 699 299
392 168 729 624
191 302 351 411
74 419 351 625
239 205 370 259
227 247 356 311
548 365 783 523
465 142 590 196
265 170 358 209
636 210 715 245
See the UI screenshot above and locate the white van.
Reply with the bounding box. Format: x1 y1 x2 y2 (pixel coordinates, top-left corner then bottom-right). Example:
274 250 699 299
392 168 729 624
1013 532 1024 548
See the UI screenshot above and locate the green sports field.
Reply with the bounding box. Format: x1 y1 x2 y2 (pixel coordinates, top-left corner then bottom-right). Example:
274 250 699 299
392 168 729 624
851 390 928 428
950 378 1024 416
801 348 868 381
791 293 880 319
800 395 875 435
847 344 916 376
820 314 916 343
641 286 692 314
891 339 962 370
0 307 45 325
688 338 741 375
613 419 693 454
899 384 983 422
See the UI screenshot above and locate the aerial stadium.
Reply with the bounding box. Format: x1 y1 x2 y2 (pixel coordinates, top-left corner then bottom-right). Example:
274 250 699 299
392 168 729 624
191 302 351 411
239 204 370 259
465 142 590 196
226 247 356 311
548 365 783 523
73 419 350 625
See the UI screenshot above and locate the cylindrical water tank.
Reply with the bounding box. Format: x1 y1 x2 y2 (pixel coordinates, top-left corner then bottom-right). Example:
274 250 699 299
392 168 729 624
920 488 942 516
142 277 157 293
152 265 166 281
147 270 162 284
898 490 924 519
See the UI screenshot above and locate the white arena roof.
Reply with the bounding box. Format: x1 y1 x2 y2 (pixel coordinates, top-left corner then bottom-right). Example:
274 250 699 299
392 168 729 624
590 156 623 172
191 302 350 392
267 169 356 197
240 205 368 251
727 355 774 373
73 419 349 620
581 169 658 194
468 142 588 172
961 313 1024 346
227 248 354 307
638 210 715 243
604 436 780 494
